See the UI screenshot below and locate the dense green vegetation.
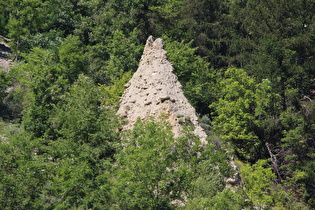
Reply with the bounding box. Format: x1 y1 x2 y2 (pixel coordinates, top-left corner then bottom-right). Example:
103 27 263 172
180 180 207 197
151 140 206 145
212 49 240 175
0 0 314 208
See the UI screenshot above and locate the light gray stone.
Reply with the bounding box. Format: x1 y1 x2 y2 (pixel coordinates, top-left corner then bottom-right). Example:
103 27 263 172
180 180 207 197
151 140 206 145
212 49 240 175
117 36 207 144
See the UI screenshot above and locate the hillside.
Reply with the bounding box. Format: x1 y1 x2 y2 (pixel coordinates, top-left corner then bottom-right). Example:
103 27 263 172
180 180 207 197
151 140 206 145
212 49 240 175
0 0 314 209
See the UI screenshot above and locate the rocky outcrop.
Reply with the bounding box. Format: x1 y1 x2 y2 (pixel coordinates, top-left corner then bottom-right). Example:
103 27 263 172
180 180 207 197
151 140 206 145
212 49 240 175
117 36 207 143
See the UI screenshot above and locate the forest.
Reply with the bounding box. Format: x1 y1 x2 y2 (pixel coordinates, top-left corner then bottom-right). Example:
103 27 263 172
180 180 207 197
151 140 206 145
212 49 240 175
0 0 315 209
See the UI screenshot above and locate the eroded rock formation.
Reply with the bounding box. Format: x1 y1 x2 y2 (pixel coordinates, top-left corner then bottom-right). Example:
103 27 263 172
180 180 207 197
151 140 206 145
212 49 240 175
117 36 207 143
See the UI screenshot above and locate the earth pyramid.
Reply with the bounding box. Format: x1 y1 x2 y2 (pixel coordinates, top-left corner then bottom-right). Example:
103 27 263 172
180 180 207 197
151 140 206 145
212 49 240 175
117 36 207 143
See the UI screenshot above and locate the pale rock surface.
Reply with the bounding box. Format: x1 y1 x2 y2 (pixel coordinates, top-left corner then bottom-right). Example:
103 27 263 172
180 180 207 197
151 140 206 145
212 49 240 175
117 36 207 143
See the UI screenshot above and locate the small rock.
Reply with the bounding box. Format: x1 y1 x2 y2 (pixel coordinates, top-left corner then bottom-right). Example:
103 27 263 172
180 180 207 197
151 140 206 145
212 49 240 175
124 82 131 88
159 95 170 102
144 101 152 105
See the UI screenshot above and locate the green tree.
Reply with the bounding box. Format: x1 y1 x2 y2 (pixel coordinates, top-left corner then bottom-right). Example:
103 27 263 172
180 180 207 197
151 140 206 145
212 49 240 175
58 35 87 83
0 74 119 209
186 187 248 210
87 29 142 85
51 74 118 150
210 68 282 161
99 0 177 42
164 36 218 114
240 160 276 208
0 70 12 119
210 68 258 160
0 0 9 36
15 47 61 138
39 75 119 208
12 36 87 138
0 129 49 209
238 159 307 209
5 0 48 58
233 0 315 101
112 120 179 209
184 139 235 209
112 120 232 209
167 0 239 68
280 100 315 206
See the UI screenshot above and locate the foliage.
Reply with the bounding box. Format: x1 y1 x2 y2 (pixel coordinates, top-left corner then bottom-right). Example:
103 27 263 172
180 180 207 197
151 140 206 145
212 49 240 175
185 187 248 210
58 35 87 83
100 29 142 83
240 159 276 207
239 159 309 209
5 0 46 57
1 0 315 208
52 74 118 150
0 70 12 118
9 36 87 138
280 101 315 206
40 75 118 209
163 36 218 114
100 71 133 106
210 68 282 161
87 28 142 84
112 120 231 209
112 120 177 209
0 74 119 209
0 129 47 209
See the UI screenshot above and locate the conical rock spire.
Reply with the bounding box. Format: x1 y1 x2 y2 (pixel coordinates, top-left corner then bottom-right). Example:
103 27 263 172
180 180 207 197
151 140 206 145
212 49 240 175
117 36 207 143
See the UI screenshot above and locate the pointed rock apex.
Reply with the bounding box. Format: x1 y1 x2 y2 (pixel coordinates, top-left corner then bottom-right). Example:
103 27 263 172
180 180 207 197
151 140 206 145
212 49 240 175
145 35 155 48
117 36 207 143
144 36 164 51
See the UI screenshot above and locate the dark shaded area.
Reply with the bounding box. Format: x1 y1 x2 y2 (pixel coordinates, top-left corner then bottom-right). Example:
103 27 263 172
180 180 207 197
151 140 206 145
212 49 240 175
0 42 13 121
0 43 10 59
